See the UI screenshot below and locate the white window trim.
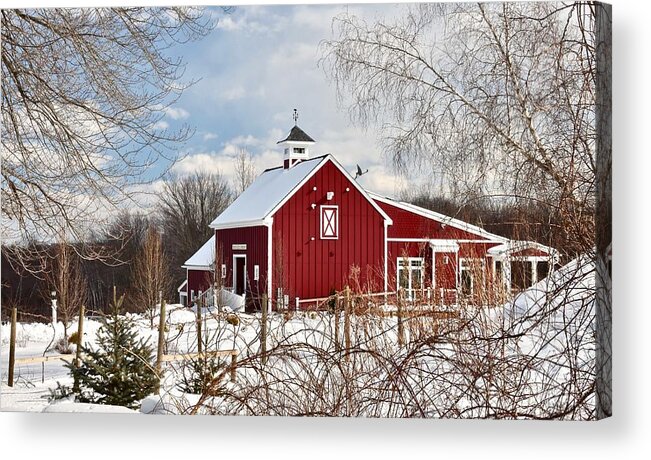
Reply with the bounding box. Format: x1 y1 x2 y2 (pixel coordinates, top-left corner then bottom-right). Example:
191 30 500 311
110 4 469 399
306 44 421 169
320 205 339 240
396 257 425 300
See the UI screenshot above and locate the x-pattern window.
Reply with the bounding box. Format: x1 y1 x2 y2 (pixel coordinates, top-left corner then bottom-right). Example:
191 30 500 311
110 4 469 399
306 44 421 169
320 206 338 239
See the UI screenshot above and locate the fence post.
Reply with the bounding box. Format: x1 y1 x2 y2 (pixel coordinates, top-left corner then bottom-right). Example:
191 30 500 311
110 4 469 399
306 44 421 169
230 352 237 383
73 305 85 392
8 307 17 387
155 299 167 392
261 293 268 364
295 297 300 312
397 288 405 347
196 291 203 355
334 293 341 352
344 286 351 358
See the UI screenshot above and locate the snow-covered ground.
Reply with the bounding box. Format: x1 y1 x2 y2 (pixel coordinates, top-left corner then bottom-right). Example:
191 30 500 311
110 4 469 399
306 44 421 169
1 259 598 418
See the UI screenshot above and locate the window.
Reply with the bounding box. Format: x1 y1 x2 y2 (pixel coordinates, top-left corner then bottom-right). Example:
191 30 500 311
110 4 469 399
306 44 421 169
536 261 549 282
495 260 503 282
320 205 338 239
293 147 305 154
460 258 484 297
397 258 424 300
511 260 533 290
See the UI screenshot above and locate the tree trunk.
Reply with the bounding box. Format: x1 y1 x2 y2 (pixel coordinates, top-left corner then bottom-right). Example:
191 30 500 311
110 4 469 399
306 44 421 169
595 1 612 420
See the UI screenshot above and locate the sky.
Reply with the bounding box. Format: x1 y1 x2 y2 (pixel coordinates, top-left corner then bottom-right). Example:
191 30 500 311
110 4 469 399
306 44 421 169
153 3 411 200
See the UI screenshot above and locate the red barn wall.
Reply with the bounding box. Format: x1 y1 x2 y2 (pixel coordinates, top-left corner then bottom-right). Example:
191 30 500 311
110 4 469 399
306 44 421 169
272 160 386 306
377 200 490 240
187 269 213 301
215 225 268 308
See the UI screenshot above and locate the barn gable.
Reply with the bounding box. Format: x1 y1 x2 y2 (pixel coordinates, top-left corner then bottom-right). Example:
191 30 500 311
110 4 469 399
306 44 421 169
271 158 391 303
210 155 392 230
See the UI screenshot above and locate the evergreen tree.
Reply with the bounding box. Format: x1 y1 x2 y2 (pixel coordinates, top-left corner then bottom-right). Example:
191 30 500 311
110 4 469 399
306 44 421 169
67 294 159 409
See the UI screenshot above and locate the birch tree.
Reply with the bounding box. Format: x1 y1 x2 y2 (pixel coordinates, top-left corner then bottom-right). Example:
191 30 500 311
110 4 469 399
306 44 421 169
233 148 257 195
322 2 611 419
322 2 602 256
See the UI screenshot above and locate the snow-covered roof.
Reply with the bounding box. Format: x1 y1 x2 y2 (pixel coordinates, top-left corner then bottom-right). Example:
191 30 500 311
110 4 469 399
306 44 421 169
367 192 508 243
488 240 558 261
210 155 392 229
183 235 215 269
210 156 328 229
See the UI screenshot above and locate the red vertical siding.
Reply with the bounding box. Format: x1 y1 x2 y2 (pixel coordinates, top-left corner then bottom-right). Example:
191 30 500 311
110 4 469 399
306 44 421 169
380 198 505 300
215 226 268 309
187 269 213 302
377 200 494 241
271 160 386 306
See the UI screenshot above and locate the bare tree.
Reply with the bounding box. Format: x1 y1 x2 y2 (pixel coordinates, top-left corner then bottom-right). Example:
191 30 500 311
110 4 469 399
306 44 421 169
42 234 88 347
321 2 610 419
233 148 257 195
132 226 170 328
158 171 233 289
1 7 214 268
322 2 599 256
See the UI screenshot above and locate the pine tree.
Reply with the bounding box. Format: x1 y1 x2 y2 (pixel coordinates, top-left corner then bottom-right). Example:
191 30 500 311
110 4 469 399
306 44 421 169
67 294 159 409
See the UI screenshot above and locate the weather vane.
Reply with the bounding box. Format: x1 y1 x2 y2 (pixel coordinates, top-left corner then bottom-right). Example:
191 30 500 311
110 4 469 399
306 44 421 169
293 108 299 125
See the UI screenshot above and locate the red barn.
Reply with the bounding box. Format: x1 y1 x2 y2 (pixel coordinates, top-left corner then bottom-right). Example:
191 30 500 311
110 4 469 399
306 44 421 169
181 122 557 311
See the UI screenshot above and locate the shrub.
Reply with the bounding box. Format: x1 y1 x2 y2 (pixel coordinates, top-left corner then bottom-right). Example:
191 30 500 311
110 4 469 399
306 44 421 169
54 337 74 354
68 331 80 345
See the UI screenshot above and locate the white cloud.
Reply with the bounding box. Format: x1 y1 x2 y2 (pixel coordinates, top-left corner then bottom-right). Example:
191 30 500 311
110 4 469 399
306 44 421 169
203 132 219 141
152 120 169 130
221 85 246 101
163 106 190 120
179 4 416 201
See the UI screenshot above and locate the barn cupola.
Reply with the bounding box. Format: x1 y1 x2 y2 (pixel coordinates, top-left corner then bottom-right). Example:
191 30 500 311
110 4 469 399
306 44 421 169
277 109 315 169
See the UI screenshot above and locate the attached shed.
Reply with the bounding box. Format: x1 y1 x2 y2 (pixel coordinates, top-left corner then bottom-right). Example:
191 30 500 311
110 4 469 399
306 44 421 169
181 235 215 305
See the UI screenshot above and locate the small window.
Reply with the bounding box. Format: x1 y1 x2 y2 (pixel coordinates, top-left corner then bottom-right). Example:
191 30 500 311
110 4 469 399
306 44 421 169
460 258 484 297
495 260 503 280
320 205 338 239
536 261 549 282
461 270 473 296
221 264 227 279
511 261 533 290
293 147 305 154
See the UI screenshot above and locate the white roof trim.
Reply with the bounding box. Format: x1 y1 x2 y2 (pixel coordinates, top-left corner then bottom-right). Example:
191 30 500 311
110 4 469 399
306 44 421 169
211 219 270 230
429 239 460 252
182 265 213 270
368 192 507 243
177 279 188 293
